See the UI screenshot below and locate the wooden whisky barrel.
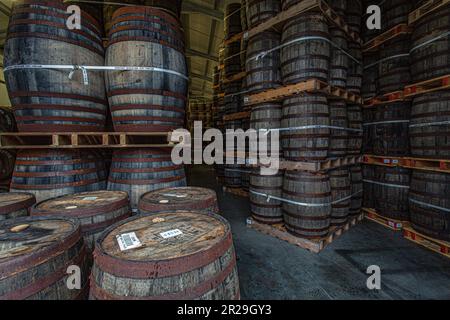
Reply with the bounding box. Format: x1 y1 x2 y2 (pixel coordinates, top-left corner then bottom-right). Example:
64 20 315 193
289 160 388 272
362 164 376 209
281 13 330 84
224 82 242 114
373 102 411 157
281 94 330 161
329 28 348 88
224 41 243 78
347 44 363 94
349 165 363 217
139 187 219 215
225 3 242 39
224 165 243 188
383 0 414 31
0 106 16 132
363 107 376 155
345 0 362 35
0 216 90 300
410 170 450 241
328 100 348 158
31 191 131 249
106 6 187 132
362 52 379 100
410 3 450 82
246 32 282 93
90 211 240 300
0 192 35 221
4 1 107 132
329 168 351 226
347 105 363 156
373 166 410 221
378 36 411 94
0 150 15 181
247 0 281 28
250 170 283 224
410 91 450 158
107 148 186 209
10 149 107 203
283 171 332 239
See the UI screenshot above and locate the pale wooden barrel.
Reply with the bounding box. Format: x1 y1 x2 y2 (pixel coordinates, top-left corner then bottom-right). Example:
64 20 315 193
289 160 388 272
410 171 450 241
139 187 219 215
0 216 90 300
31 191 131 249
10 149 107 203
250 169 283 224
281 13 330 84
0 192 36 221
283 171 332 239
281 94 330 161
106 6 187 132
330 168 351 226
373 166 410 221
90 211 240 300
107 148 187 209
4 1 107 132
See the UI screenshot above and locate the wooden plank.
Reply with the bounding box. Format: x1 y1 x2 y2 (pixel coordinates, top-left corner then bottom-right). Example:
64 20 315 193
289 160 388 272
223 111 251 122
223 32 244 46
404 227 450 259
363 155 450 174
222 71 246 85
408 0 450 25
404 74 450 97
363 208 409 231
364 91 409 108
363 24 411 52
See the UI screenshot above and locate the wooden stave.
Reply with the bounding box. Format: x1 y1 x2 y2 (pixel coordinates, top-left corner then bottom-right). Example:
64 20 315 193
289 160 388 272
410 170 450 241
89 211 240 300
282 171 332 239
107 148 187 209
10 149 107 203
329 28 348 89
328 100 349 158
0 216 90 300
349 165 363 217
5 1 107 133
250 170 283 224
329 168 351 226
362 164 376 209
347 104 363 156
363 107 377 155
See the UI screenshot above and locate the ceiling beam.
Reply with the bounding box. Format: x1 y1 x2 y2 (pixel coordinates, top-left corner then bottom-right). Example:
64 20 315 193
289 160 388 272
182 0 224 21
185 48 219 63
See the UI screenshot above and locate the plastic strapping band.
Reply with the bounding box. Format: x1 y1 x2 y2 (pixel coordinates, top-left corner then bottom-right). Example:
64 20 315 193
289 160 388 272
363 120 410 126
364 54 410 69
409 121 450 128
266 126 363 133
410 31 450 53
363 179 410 189
250 190 363 207
409 198 450 213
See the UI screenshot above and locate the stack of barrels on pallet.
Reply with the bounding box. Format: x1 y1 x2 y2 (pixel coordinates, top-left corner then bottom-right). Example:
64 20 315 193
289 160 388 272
0 185 241 300
247 0 364 240
187 102 214 131
361 0 450 242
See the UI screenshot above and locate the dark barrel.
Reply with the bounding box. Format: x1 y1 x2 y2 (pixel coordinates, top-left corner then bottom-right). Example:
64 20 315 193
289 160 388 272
31 191 131 249
378 36 411 94
383 0 414 31
106 6 187 132
362 52 379 100
410 171 450 241
329 168 351 226
0 216 90 300
373 166 410 221
347 104 363 156
241 0 248 31
225 3 242 40
373 102 411 157
245 31 282 93
250 169 283 224
0 150 15 181
224 165 243 188
107 148 187 209
250 102 282 157
0 106 16 132
10 149 107 203
90 211 240 300
345 0 362 35
328 100 348 158
281 13 330 84
329 28 348 88
281 94 330 161
349 165 363 217
410 91 450 158
283 171 332 239
139 187 219 215
410 2 450 82
4 1 107 132
363 164 376 209
0 192 36 221
247 0 280 28
363 107 376 154
224 41 242 78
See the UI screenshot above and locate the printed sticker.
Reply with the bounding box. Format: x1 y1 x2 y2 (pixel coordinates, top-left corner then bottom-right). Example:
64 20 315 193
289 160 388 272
116 232 142 251
160 229 183 239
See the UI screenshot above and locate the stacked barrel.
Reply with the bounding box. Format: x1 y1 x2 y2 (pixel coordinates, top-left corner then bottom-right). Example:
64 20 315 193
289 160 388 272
187 102 214 131
0 107 15 192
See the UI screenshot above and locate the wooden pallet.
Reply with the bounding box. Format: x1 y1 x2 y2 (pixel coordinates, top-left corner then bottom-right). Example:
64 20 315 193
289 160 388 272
363 208 409 231
363 155 450 174
404 74 450 97
223 186 249 198
364 91 409 108
363 24 411 52
246 0 362 44
223 71 246 85
0 132 183 149
247 213 364 253
403 227 450 259
409 0 450 25
223 111 251 122
223 32 244 46
244 79 363 106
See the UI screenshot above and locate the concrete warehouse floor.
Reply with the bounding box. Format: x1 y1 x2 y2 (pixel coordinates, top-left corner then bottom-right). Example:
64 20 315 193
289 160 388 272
187 165 450 300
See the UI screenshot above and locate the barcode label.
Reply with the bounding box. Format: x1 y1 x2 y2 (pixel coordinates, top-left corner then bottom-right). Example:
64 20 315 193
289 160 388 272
160 229 183 239
82 197 98 201
116 232 142 251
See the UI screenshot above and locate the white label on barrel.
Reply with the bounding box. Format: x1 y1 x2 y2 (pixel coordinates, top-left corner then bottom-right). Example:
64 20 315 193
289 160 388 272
160 229 183 239
82 197 98 201
159 200 170 204
116 232 142 251
162 193 188 198
66 206 78 210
